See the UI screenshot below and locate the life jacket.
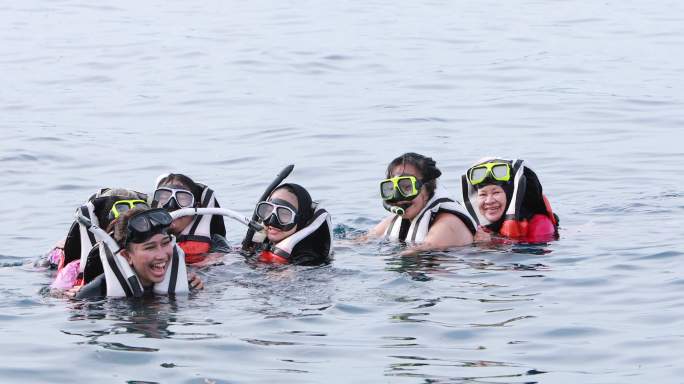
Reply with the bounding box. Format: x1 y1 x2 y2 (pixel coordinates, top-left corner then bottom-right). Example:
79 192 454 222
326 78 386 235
62 188 148 277
384 186 476 243
98 238 189 297
152 174 226 260
461 158 559 241
258 204 333 264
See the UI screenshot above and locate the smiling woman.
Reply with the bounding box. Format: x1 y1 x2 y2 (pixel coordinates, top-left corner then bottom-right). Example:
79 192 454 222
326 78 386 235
73 207 203 299
461 158 559 243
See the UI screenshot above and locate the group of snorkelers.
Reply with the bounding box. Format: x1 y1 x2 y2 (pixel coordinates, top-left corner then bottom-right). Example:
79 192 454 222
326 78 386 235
45 153 558 299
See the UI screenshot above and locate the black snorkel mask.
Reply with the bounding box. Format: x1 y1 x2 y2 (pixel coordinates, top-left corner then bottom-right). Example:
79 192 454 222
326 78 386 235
123 208 173 247
255 198 299 231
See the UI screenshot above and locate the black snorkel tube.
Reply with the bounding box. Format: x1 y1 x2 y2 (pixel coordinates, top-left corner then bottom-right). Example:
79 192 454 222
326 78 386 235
241 164 295 252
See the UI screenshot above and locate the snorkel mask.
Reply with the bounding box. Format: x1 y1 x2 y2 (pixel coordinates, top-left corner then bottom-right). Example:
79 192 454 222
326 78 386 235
153 187 195 211
379 175 425 216
380 176 424 203
467 161 512 187
108 199 149 221
123 208 173 247
255 198 299 231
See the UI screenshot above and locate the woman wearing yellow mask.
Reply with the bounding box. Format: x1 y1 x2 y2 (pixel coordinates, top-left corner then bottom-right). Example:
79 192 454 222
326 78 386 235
368 153 475 251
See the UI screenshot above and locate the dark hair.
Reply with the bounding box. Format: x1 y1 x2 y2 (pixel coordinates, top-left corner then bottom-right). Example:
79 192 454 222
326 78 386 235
111 206 150 250
157 173 202 204
386 152 442 198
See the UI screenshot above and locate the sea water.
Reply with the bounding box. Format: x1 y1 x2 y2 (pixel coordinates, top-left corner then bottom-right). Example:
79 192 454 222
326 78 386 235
1 1 683 382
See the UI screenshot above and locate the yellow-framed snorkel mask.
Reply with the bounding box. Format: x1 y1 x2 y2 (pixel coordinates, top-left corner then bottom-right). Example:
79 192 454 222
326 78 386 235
467 161 511 186
380 175 424 202
109 199 149 220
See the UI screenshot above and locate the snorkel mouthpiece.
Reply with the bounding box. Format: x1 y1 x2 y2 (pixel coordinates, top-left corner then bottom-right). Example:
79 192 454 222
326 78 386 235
383 202 405 216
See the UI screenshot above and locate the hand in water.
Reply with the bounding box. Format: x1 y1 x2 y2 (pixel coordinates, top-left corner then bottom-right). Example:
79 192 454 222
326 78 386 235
474 226 492 243
188 272 204 290
64 285 83 298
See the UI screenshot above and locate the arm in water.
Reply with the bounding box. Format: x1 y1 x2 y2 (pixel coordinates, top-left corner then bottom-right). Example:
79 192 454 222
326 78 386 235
399 212 473 255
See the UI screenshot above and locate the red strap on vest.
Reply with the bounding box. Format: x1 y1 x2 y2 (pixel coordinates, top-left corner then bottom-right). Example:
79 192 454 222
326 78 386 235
259 250 289 264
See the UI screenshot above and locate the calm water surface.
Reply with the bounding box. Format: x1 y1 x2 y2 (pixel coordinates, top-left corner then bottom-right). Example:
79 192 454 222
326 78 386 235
1 1 683 383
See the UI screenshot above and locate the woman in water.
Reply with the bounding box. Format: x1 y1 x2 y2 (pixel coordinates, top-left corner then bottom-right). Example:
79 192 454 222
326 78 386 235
49 188 150 291
367 152 476 251
461 158 559 243
151 173 228 266
73 207 203 299
249 183 333 266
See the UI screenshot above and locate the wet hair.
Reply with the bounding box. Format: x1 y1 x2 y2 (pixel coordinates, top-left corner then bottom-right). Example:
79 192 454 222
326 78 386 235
111 206 150 250
271 183 314 228
156 173 202 203
91 188 148 230
386 152 442 198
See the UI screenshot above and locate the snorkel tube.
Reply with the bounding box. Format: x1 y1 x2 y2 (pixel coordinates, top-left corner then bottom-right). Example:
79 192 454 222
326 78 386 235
74 209 121 256
241 164 295 252
170 207 262 232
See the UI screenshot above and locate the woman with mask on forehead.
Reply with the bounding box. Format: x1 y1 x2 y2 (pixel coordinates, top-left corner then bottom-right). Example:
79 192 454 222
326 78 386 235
151 173 228 266
367 153 476 252
461 158 559 243
74 206 203 299
248 183 333 266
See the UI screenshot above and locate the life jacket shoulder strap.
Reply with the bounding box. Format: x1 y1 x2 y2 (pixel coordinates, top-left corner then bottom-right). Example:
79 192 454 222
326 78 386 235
271 208 331 261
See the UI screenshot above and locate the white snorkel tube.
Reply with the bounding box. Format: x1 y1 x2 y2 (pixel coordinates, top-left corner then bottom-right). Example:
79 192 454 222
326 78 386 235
74 208 122 255
170 207 264 232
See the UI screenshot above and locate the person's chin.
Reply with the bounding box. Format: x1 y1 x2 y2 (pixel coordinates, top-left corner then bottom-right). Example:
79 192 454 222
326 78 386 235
267 229 285 243
402 207 420 220
484 212 503 222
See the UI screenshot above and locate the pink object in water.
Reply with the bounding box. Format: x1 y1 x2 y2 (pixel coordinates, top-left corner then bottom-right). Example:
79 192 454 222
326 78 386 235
47 247 64 267
51 260 81 290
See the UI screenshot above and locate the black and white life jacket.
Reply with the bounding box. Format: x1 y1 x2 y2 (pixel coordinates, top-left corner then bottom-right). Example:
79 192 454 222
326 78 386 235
98 237 189 297
259 204 333 264
384 186 476 243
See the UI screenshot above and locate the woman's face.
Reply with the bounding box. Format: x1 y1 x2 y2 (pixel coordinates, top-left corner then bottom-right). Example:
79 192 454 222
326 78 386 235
123 233 173 287
160 182 194 235
265 188 299 243
476 184 507 223
389 163 428 220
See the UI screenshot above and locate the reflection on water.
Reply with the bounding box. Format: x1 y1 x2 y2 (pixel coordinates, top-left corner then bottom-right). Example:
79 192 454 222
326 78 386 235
384 246 551 282
63 298 221 352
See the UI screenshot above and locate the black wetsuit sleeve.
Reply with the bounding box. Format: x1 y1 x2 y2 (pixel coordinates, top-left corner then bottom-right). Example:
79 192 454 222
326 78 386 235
75 274 107 299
